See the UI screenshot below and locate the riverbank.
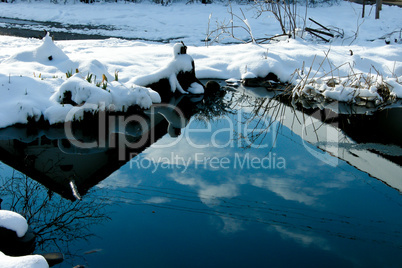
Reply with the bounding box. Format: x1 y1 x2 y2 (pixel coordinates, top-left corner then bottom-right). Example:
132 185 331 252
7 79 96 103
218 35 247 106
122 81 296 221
0 1 401 129
1 1 401 44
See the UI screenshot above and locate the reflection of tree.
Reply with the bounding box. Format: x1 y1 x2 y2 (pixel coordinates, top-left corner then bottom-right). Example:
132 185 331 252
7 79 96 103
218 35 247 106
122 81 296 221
0 170 110 261
194 90 234 122
229 89 289 150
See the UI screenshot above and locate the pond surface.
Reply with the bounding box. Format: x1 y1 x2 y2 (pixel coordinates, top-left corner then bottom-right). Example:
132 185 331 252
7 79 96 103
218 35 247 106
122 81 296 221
0 83 401 267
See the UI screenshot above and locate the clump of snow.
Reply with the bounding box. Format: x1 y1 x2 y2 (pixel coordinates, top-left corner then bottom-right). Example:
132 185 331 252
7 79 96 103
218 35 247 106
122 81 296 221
8 32 69 64
293 74 397 105
133 45 193 90
133 42 203 94
109 81 161 110
79 59 114 82
47 73 161 123
187 82 204 94
386 77 402 97
51 73 113 106
43 104 76 125
225 78 240 87
0 251 49 268
173 42 185 58
0 210 28 238
241 71 257 80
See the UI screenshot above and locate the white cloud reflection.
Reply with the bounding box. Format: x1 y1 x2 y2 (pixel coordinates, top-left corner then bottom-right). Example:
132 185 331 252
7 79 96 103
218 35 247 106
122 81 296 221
97 169 142 189
144 196 171 204
273 226 330 250
168 172 239 207
250 177 318 206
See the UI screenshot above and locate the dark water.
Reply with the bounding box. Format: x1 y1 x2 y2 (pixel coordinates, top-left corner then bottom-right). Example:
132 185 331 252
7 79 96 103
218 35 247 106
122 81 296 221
0 84 401 267
0 17 180 42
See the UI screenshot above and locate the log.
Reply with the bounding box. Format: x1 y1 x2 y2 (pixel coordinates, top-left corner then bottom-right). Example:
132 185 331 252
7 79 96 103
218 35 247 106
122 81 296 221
309 18 331 32
305 27 334 38
305 29 330 42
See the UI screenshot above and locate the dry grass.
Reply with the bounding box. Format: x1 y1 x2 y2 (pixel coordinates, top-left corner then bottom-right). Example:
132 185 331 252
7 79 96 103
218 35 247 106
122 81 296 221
290 52 399 106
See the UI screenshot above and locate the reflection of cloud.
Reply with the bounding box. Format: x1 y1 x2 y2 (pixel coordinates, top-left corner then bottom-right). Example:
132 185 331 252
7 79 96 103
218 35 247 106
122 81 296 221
274 226 330 250
174 175 198 186
199 183 238 206
143 136 232 166
251 177 318 206
96 169 141 189
145 196 170 204
220 217 244 234
319 171 355 189
285 155 325 176
168 173 239 207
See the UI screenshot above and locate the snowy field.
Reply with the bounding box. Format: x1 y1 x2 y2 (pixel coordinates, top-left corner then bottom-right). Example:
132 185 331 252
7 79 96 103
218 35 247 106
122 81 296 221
0 1 401 129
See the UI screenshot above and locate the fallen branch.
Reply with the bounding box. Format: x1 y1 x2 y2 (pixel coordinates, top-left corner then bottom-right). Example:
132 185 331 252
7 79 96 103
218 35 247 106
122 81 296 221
309 18 331 32
305 28 330 42
305 27 334 38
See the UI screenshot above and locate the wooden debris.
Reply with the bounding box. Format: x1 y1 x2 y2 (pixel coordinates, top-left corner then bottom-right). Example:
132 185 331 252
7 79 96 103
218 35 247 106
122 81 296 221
305 18 335 43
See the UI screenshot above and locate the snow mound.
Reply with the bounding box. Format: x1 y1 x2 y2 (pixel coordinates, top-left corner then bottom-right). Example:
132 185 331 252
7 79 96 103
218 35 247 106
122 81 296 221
79 59 114 83
0 210 28 238
8 32 69 64
133 42 204 95
109 81 161 110
0 251 49 268
47 73 161 124
241 71 257 80
133 54 193 93
50 73 113 107
386 77 402 98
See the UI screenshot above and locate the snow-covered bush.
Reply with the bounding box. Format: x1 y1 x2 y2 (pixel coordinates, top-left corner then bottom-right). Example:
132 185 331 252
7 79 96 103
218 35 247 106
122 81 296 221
292 72 398 105
133 42 204 97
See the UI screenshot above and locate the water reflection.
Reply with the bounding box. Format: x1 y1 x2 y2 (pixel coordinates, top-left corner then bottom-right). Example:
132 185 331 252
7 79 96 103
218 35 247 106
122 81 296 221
233 85 402 191
0 83 401 267
0 94 214 200
0 171 110 265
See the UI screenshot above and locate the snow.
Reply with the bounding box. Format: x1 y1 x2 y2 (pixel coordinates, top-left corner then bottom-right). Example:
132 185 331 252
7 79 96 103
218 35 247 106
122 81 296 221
0 211 49 267
0 1 401 128
0 251 49 268
387 78 402 96
0 33 162 128
51 73 113 106
132 42 204 94
0 210 28 238
187 82 205 94
132 45 195 94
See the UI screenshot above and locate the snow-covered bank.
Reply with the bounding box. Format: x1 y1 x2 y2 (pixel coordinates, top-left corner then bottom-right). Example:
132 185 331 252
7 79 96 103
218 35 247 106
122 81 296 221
0 2 401 129
0 34 162 128
1 34 401 128
0 1 401 45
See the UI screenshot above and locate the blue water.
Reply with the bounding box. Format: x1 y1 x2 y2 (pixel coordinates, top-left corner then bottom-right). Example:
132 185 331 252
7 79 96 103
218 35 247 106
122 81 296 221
0 88 401 267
